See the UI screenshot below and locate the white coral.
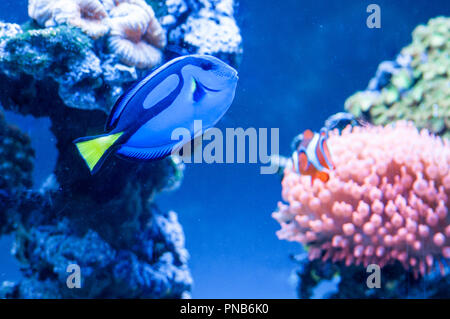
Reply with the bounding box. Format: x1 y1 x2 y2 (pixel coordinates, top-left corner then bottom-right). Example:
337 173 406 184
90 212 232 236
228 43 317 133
29 0 109 39
28 0 55 26
53 0 109 39
108 1 166 69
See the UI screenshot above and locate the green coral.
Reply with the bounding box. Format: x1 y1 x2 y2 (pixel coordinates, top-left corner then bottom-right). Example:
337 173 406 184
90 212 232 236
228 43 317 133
345 16 450 139
0 25 93 78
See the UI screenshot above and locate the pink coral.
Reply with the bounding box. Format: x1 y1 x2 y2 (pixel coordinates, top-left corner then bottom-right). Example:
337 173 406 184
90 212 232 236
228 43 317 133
273 122 450 278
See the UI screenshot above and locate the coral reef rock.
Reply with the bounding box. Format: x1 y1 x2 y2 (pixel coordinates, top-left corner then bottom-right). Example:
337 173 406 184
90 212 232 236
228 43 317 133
29 0 110 39
0 202 191 298
28 0 166 68
27 0 243 69
295 255 450 299
0 23 134 114
345 16 450 139
0 0 242 299
273 122 450 278
0 108 34 201
164 0 242 67
0 115 191 298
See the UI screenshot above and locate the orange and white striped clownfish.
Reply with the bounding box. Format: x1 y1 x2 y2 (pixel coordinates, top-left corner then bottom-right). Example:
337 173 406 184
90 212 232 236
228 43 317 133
292 128 334 183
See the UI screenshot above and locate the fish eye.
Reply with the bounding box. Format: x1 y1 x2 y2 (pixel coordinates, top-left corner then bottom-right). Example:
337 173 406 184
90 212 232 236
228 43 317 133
192 78 206 102
200 62 214 71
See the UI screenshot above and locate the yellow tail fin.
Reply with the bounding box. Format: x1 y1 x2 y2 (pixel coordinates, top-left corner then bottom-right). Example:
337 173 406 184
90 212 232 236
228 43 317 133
74 132 123 173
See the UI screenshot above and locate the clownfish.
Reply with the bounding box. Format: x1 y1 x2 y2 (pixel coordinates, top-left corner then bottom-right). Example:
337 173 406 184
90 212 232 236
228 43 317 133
292 128 334 183
73 54 238 174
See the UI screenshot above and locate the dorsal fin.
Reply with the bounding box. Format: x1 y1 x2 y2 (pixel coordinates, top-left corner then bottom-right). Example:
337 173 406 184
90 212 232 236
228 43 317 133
105 56 188 131
105 70 160 131
303 129 314 140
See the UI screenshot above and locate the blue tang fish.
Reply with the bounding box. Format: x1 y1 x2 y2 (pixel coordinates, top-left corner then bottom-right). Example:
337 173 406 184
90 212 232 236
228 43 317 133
74 55 238 174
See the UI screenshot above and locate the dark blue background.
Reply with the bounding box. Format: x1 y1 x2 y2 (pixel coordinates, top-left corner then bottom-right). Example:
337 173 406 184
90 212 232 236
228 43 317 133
1 0 449 298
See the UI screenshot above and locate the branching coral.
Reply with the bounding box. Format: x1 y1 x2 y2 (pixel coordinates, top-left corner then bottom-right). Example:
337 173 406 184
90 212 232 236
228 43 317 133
345 17 450 139
108 0 166 69
273 122 450 278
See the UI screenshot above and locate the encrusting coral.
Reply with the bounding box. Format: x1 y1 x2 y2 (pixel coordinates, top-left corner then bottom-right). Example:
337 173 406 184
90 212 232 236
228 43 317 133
345 17 450 139
273 122 450 279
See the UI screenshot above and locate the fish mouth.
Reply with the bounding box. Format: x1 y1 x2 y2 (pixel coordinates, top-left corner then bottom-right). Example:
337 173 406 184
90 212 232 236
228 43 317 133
226 70 239 87
231 69 239 81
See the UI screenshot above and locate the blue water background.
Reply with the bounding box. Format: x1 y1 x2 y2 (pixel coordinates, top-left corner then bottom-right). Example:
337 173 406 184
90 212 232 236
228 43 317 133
0 0 449 298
